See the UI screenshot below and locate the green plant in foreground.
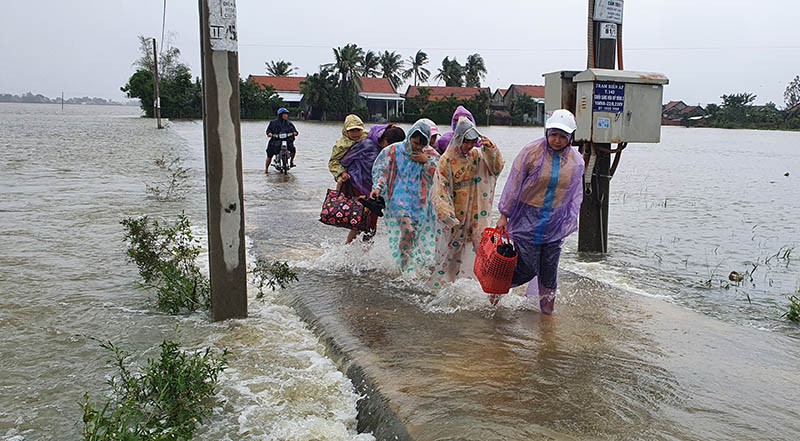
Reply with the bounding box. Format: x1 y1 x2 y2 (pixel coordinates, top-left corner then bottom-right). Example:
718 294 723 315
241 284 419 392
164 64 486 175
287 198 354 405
252 258 299 298
121 214 211 313
81 339 228 441
782 295 800 322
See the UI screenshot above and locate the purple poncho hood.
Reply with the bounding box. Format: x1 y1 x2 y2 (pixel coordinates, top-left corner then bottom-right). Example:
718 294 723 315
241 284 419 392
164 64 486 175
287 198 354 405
435 105 477 154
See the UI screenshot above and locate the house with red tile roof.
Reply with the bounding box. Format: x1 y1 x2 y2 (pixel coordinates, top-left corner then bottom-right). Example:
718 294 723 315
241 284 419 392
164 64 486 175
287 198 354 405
662 100 687 117
247 75 403 121
403 86 490 102
504 84 546 124
247 75 305 105
357 77 404 122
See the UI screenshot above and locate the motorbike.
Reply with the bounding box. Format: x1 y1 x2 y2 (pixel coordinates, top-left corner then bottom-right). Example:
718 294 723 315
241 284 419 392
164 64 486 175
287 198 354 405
269 132 294 175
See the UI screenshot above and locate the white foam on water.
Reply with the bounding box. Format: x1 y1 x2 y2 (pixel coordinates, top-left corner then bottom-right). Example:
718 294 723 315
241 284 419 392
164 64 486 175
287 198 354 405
293 233 399 276
185 235 374 440
565 259 672 299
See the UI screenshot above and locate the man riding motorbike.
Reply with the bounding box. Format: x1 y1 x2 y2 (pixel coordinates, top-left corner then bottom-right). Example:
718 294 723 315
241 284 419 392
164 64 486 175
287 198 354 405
265 107 298 173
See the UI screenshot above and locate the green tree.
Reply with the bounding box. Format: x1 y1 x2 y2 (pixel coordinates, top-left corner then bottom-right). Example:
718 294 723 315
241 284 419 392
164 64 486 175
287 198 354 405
404 50 431 86
434 57 464 87
122 35 200 118
239 79 282 119
464 53 487 88
300 67 340 120
157 66 201 119
360 50 380 77
121 70 155 116
717 92 756 127
325 44 365 111
784 75 800 109
133 35 185 79
378 50 407 90
265 60 297 76
510 94 538 125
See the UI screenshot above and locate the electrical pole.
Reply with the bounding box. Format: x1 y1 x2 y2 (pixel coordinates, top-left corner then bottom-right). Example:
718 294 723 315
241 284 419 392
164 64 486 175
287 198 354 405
578 0 621 253
152 38 163 129
199 0 247 321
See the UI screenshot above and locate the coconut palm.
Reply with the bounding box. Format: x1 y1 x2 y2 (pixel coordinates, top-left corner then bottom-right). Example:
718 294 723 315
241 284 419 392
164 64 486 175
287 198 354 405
378 51 407 90
434 57 464 87
265 60 297 76
360 50 381 78
300 67 338 119
403 50 430 86
324 44 365 109
464 53 487 87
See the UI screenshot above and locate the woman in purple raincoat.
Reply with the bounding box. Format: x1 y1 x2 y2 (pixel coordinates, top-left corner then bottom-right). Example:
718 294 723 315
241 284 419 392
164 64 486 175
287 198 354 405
496 109 585 315
337 122 406 243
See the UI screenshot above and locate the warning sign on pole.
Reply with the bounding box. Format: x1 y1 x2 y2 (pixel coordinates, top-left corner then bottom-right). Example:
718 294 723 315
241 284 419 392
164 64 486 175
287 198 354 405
594 0 624 24
209 0 238 52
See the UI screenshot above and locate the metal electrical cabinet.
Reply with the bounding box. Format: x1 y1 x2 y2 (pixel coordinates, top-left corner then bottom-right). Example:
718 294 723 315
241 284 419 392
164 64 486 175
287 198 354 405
571 68 668 144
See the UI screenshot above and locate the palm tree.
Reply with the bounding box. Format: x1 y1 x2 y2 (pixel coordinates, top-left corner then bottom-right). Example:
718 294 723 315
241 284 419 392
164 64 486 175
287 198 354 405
265 60 297 76
464 53 487 87
403 50 430 86
434 57 464 87
325 44 365 109
359 50 380 78
378 51 406 90
300 67 337 119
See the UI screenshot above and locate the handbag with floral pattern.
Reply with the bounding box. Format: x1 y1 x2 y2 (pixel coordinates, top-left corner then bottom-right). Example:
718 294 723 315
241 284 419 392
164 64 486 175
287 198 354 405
319 187 370 232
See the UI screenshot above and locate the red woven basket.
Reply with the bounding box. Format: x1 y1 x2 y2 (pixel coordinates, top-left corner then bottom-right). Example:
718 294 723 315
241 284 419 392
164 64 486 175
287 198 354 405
473 227 518 295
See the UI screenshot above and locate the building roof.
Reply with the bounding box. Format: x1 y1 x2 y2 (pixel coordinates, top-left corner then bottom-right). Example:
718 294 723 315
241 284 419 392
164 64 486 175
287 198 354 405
662 100 686 113
403 86 490 100
358 77 397 94
247 75 305 92
679 105 705 115
506 85 545 98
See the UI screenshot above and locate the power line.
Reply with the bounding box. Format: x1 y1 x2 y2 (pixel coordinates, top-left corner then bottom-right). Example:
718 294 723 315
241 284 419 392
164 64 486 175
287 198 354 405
238 43 800 53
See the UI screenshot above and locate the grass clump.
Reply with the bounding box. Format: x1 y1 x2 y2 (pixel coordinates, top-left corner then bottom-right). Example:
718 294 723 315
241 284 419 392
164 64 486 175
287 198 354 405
121 214 210 313
81 339 228 440
252 257 298 298
783 295 800 322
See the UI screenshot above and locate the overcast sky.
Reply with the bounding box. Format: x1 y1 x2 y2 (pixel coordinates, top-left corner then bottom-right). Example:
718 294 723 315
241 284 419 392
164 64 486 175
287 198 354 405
3 0 799 106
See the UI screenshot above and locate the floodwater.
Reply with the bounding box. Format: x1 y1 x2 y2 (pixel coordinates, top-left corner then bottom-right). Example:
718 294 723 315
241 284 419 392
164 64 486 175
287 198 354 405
1 103 799 440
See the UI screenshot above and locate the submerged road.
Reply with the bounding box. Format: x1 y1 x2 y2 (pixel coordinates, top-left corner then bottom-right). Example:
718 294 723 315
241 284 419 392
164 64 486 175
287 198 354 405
274 267 800 440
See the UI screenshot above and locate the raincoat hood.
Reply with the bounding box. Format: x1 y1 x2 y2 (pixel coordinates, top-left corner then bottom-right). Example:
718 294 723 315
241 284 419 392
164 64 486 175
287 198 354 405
342 114 366 137
448 117 482 153
419 118 439 136
406 119 432 148
450 105 475 130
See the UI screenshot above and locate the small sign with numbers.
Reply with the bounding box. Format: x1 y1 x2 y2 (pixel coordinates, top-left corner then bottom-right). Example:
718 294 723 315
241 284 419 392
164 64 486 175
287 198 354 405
593 82 625 113
209 0 238 52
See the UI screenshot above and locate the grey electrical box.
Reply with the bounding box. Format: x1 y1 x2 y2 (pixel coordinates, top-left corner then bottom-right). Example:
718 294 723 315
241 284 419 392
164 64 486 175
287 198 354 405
543 70 580 116
572 68 668 143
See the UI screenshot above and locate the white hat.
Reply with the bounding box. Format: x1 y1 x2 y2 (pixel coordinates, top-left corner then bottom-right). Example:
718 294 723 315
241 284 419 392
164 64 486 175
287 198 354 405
545 109 577 133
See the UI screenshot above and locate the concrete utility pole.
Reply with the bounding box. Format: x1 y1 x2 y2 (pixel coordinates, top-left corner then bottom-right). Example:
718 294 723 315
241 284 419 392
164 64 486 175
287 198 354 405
578 0 621 253
199 0 247 321
152 38 163 129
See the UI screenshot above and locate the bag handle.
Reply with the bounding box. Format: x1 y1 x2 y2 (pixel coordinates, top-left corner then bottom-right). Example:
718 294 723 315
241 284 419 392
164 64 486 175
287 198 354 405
336 177 357 196
494 226 514 246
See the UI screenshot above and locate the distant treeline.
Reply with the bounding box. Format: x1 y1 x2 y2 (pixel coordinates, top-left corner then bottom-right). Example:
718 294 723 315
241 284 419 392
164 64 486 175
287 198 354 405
0 92 131 106
700 92 800 131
